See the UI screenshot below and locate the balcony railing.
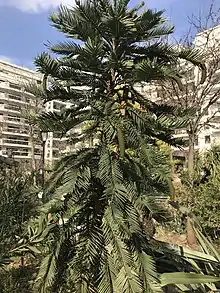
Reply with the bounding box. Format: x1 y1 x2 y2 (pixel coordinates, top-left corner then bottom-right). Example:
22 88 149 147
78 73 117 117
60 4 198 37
3 139 29 146
4 105 21 112
3 128 29 134
9 83 21 91
7 116 20 122
175 129 187 135
8 95 22 101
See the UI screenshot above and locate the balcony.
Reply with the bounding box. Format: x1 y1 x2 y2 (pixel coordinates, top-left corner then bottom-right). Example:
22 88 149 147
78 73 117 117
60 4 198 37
174 129 188 138
2 139 29 148
175 129 187 135
2 152 27 157
0 104 22 115
1 138 41 148
7 116 21 122
0 83 22 96
9 95 28 105
2 126 29 136
0 93 27 104
4 138 28 144
0 82 39 100
4 104 21 111
53 101 66 112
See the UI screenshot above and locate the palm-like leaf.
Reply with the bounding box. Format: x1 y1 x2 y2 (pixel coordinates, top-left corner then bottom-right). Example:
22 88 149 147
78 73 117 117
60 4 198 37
27 0 210 292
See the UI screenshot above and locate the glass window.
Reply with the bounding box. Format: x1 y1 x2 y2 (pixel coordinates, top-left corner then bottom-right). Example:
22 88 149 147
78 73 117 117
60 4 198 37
9 83 21 90
8 95 21 101
205 135 211 144
195 137 199 146
204 108 209 116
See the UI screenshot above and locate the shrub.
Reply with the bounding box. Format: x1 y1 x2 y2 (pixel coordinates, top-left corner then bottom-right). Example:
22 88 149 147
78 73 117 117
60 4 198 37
178 145 220 239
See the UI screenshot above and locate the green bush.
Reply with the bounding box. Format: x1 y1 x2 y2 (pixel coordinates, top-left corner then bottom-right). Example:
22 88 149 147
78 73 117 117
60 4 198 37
178 146 220 239
0 168 41 292
0 168 40 255
0 265 37 293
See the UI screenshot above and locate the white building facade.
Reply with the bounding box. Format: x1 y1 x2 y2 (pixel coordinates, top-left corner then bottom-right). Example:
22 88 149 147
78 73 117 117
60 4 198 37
0 60 72 167
138 25 220 159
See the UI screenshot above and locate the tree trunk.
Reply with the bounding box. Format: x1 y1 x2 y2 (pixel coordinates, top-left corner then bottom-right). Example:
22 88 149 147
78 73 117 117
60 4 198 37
186 215 197 246
30 127 36 185
170 150 176 201
187 134 197 245
188 135 195 176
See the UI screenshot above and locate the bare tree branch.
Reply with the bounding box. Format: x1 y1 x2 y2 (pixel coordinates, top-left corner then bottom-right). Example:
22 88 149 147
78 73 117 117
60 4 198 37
148 0 220 173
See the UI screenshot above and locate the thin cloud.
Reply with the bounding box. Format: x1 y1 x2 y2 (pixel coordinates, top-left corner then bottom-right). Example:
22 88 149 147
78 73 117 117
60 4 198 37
0 0 75 13
0 55 15 63
0 55 34 70
0 0 177 13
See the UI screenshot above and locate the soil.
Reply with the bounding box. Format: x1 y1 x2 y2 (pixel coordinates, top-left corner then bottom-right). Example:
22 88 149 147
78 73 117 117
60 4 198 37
154 226 199 250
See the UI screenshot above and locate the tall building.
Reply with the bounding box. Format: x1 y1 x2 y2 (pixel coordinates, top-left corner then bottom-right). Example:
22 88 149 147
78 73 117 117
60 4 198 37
2 26 220 168
0 60 72 167
138 25 220 159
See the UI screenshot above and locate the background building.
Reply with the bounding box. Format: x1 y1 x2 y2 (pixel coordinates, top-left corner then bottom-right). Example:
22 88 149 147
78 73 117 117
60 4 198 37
0 60 72 167
2 26 220 168
138 25 220 160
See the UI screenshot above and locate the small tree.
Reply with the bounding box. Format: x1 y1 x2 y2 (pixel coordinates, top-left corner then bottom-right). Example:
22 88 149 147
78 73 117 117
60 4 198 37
21 93 44 183
178 144 220 239
155 3 220 174
27 0 217 291
0 166 40 258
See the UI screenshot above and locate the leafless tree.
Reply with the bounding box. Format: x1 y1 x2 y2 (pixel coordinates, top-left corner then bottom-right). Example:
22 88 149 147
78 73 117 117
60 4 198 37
156 1 220 174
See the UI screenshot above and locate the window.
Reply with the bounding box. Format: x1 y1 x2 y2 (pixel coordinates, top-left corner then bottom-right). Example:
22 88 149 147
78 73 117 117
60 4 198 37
9 148 28 156
195 137 199 146
5 104 21 112
204 108 209 116
9 83 21 90
186 82 195 92
186 68 194 81
53 101 66 111
8 95 21 101
205 135 211 144
7 125 20 132
4 136 28 145
157 90 164 99
34 148 41 156
53 150 59 158
53 132 62 138
53 102 61 110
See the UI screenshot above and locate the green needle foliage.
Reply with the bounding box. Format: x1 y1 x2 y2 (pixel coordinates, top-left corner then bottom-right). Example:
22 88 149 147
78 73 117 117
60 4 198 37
0 168 39 258
26 0 215 292
179 145 220 239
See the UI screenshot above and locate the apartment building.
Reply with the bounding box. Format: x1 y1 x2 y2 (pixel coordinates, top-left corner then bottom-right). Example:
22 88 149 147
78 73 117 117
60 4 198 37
0 60 72 167
2 26 220 168
137 25 220 159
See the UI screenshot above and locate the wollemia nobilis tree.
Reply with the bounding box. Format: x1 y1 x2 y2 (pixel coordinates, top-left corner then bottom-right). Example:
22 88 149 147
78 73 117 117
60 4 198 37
29 0 207 292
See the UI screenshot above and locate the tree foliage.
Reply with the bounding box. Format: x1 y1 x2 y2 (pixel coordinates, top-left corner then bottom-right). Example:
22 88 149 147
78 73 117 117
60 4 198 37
179 145 220 239
0 168 39 257
24 0 218 292
153 2 220 173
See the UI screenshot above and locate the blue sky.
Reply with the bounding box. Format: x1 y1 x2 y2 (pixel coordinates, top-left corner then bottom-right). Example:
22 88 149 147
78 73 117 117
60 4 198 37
0 0 215 69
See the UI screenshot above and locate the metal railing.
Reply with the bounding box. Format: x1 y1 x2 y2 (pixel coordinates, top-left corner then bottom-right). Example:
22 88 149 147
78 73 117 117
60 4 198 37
3 139 29 145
